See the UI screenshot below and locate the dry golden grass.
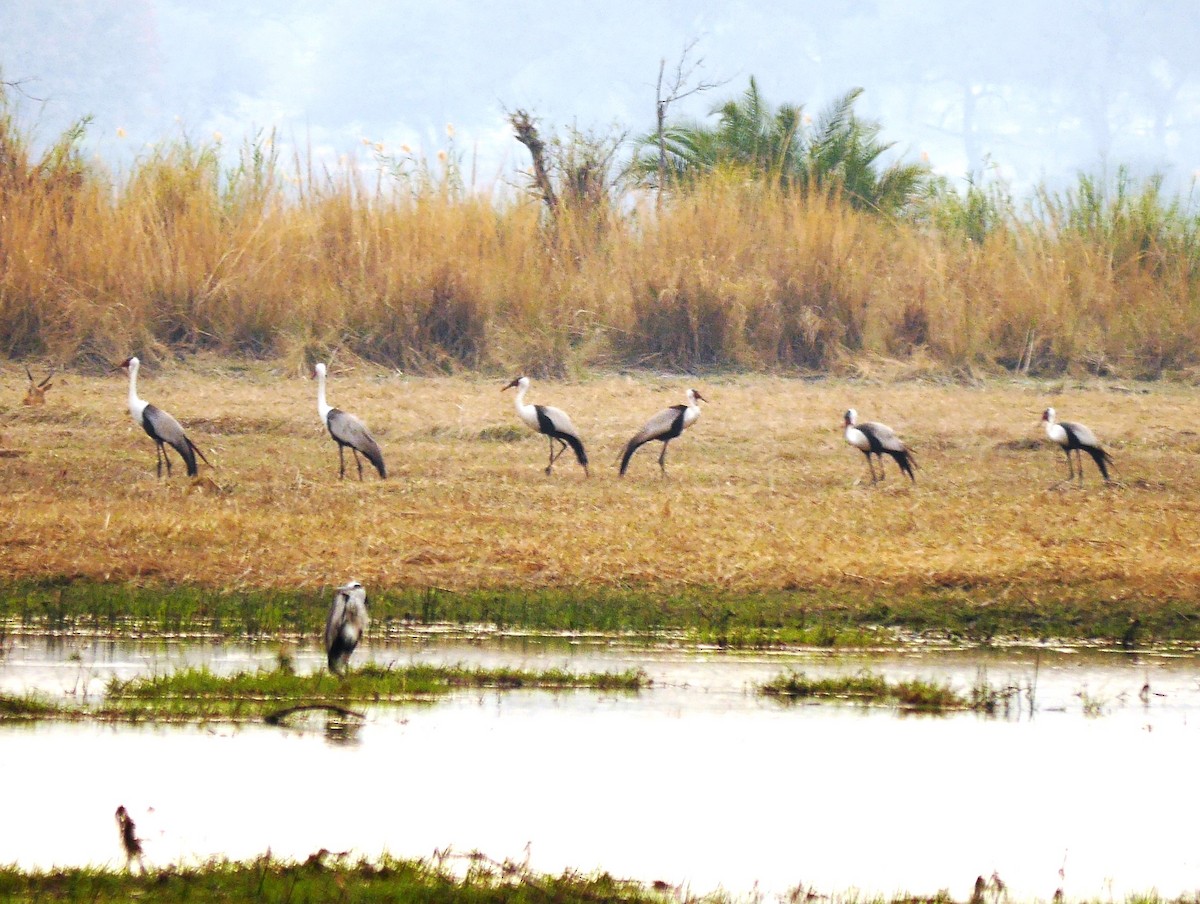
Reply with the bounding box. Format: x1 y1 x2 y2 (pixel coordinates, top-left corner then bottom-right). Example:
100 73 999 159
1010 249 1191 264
5 112 1200 380
2 362 1198 609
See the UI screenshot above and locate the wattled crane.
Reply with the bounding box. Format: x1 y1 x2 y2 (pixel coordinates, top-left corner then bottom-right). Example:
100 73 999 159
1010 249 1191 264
1041 407 1113 483
314 363 386 480
502 376 589 476
619 388 706 477
325 580 369 674
119 357 211 478
843 408 916 484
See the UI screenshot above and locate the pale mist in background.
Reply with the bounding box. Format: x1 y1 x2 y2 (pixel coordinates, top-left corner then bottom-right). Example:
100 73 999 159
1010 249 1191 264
2 0 1198 196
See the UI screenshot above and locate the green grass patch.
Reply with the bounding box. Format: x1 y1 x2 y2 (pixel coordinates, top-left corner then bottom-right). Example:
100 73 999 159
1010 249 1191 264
0 855 701 904
0 663 646 725
760 670 969 713
0 693 69 721
3 578 1198 647
1 857 1188 903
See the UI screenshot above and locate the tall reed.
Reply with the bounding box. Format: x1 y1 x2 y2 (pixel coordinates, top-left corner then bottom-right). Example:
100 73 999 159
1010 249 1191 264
3 100 1199 378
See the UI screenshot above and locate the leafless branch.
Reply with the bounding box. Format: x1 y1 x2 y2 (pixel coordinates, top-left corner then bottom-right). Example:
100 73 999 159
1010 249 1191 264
653 39 729 205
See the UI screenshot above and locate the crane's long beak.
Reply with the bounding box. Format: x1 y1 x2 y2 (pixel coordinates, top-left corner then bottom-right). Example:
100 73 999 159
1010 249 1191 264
502 379 519 391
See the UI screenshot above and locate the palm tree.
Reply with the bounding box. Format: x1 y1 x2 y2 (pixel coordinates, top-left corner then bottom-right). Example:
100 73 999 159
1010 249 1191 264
631 79 928 217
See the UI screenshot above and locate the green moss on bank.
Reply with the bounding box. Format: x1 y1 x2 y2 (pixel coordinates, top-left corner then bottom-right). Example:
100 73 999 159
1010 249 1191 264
2 577 1196 647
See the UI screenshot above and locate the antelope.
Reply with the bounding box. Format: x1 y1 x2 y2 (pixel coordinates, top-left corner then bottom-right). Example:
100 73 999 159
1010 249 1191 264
22 366 53 406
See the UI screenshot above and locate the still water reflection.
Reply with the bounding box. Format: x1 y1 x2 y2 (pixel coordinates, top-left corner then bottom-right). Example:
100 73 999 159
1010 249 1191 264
3 634 1199 900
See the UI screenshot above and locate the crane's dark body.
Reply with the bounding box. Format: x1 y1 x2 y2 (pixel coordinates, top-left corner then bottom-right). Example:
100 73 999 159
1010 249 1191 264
140 403 209 477
620 404 687 476
843 409 915 484
325 408 387 480
534 404 589 473
855 421 916 483
1045 410 1113 483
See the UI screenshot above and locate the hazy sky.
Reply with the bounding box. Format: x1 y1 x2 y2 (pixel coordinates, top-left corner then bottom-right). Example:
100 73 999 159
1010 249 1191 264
2 0 1198 196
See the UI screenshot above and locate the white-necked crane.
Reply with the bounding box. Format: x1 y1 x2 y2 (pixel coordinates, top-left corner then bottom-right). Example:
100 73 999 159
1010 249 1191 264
325 580 369 674
502 375 589 476
1041 407 1113 483
619 388 706 477
843 408 916 483
114 805 144 872
119 356 211 478
314 362 386 480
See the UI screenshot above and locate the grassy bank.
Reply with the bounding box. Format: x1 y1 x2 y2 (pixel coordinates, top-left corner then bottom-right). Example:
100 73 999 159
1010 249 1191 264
0 856 711 904
0 662 646 723
1 579 1190 646
0 859 1189 904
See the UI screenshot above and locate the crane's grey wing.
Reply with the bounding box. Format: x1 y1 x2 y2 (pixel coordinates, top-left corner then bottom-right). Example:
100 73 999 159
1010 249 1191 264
324 590 348 654
536 404 581 439
328 408 386 475
346 585 369 632
1062 421 1100 448
860 421 907 452
630 405 685 445
327 409 372 447
142 404 188 447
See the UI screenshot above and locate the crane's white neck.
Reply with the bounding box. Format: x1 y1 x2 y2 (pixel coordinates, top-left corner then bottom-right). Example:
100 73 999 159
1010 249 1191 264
511 379 531 411
126 361 147 421
683 390 701 429
510 378 538 430
316 366 332 422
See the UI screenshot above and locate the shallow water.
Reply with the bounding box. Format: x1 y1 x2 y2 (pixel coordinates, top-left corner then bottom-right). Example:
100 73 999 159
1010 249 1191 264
3 634 1200 900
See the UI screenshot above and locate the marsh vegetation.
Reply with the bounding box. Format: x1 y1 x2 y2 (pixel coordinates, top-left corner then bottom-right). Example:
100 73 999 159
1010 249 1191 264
0 661 645 723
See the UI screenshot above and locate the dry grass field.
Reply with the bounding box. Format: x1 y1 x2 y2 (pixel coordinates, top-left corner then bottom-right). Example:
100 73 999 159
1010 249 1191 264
2 360 1198 637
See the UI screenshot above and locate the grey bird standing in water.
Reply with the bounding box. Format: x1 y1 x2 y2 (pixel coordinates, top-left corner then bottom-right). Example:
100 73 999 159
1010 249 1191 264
115 805 144 872
119 356 211 478
619 388 706 477
314 363 386 480
325 580 369 674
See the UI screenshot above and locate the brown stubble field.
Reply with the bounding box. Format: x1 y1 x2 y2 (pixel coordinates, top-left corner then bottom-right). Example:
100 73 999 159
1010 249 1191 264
2 362 1199 614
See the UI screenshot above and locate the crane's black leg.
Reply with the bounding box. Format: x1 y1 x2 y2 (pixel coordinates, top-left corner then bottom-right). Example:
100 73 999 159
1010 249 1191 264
353 448 364 481
1061 448 1074 483
658 440 671 476
861 450 876 484
338 444 346 479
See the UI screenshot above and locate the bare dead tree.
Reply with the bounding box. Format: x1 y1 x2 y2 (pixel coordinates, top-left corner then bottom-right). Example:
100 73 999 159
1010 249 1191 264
508 109 557 215
654 39 727 207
